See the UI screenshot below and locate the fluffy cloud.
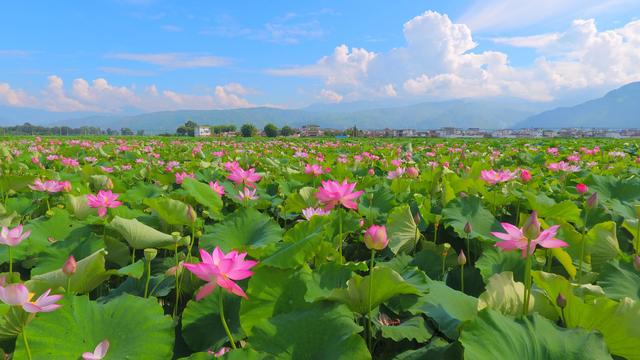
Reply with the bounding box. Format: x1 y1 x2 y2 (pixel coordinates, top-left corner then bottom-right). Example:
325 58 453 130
318 89 343 103
268 10 640 102
0 76 253 112
267 44 376 86
0 83 33 106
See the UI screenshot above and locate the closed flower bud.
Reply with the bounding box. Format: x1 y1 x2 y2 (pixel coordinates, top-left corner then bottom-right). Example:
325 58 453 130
186 205 197 223
520 169 532 183
406 167 419 178
634 256 640 272
144 248 158 262
586 192 598 209
413 212 421 225
523 211 541 240
576 183 588 194
62 255 77 276
464 222 472 234
364 225 388 251
457 250 467 266
556 293 567 309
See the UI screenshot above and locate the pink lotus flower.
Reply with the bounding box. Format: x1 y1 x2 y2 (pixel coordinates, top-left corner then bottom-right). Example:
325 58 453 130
0 284 62 313
86 190 122 217
237 187 258 201
228 167 261 188
209 181 225 196
316 179 363 210
210 347 231 358
491 222 568 257
0 225 30 246
480 170 516 185
519 169 532 183
82 339 109 360
576 183 588 194
364 225 388 251
29 179 66 193
406 167 419 178
387 167 406 180
304 163 327 176
184 247 257 299
301 207 330 220
175 171 195 185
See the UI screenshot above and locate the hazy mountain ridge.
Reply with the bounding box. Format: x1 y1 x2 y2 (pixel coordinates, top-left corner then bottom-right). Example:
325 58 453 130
1 82 639 132
519 82 640 128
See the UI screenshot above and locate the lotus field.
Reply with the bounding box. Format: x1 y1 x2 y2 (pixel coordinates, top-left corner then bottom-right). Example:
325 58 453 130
0 137 640 359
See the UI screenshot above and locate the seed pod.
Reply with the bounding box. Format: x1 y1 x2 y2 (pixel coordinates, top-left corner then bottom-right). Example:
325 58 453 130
523 211 541 240
144 248 158 262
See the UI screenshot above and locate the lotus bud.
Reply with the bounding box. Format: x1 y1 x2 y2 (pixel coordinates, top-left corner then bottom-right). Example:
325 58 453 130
634 256 640 272
520 169 532 183
171 232 181 241
364 225 389 251
556 293 567 309
523 211 541 240
368 168 375 176
586 192 598 209
406 167 419 178
464 222 472 234
186 205 197 223
202 210 210 218
457 250 467 266
196 230 203 238
105 178 114 190
62 255 77 276
144 248 158 262
576 183 588 194
413 212 421 225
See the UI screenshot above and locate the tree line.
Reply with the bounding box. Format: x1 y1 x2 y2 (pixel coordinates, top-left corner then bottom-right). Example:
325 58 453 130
0 123 143 136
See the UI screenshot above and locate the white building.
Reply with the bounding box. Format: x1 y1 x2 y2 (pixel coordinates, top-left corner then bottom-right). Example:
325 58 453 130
194 125 211 137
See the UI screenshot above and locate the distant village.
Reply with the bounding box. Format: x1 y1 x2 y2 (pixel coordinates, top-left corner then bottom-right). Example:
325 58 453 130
194 124 640 139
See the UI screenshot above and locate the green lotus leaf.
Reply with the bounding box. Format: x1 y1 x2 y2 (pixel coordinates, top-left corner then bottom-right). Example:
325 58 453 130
598 259 640 301
181 177 223 217
442 196 501 241
379 316 432 342
386 204 419 255
145 197 195 225
27 249 110 294
108 216 179 249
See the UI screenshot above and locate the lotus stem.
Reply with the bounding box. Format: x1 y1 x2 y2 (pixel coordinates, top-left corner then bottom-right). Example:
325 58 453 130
219 289 237 349
578 209 589 283
173 243 180 318
367 249 375 352
22 327 32 360
522 238 532 317
8 246 12 279
144 258 151 298
460 264 464 293
338 216 343 264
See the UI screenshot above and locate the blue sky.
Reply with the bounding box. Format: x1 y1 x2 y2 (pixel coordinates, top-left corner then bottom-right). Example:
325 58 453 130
1 0 640 112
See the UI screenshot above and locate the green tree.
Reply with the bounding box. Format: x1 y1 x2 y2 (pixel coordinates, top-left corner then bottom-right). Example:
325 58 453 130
280 125 294 136
264 123 279 137
240 123 257 137
121 127 134 136
136 129 145 136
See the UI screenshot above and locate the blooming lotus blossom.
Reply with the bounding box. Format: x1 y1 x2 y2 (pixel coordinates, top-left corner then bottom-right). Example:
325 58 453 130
86 190 122 217
210 347 231 358
0 284 62 313
209 181 225 196
301 207 330 220
547 161 581 173
364 225 388 251
175 171 195 185
491 223 568 257
387 167 406 180
82 339 109 360
0 225 30 247
480 170 516 185
184 247 257 299
228 167 261 188
316 179 363 210
223 161 240 171
237 187 258 201
304 163 328 176
29 179 67 193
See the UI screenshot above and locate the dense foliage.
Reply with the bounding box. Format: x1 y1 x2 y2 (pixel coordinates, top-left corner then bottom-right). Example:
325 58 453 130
0 136 639 359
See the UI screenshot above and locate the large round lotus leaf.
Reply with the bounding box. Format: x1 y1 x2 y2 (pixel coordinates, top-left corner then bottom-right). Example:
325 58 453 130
181 177 223 217
249 303 370 360
13 294 174 360
181 289 243 352
262 216 333 269
598 259 640 301
460 309 611 360
200 208 283 259
386 204 419 255
27 249 110 294
108 216 178 249
442 196 501 241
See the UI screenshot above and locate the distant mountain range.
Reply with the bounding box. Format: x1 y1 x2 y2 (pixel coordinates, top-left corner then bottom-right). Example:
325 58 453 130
518 82 640 129
1 82 639 133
